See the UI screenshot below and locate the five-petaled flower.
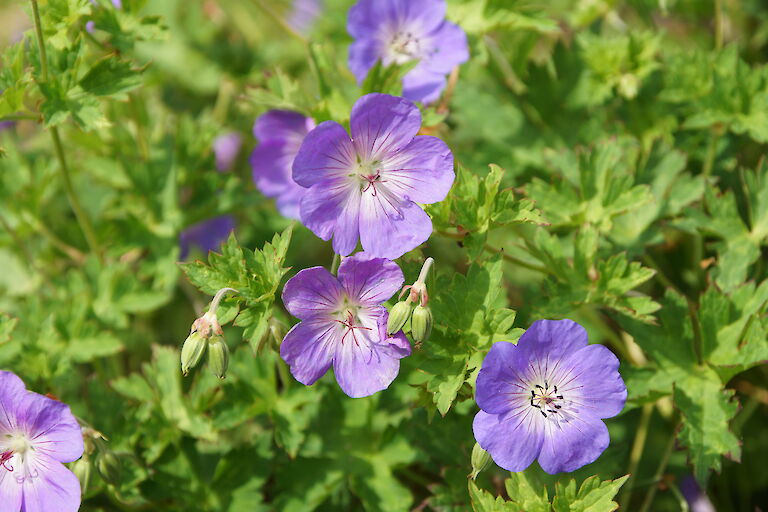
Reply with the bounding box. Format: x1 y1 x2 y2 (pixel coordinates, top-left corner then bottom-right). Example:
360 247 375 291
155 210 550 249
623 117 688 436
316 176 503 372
281 252 411 398
251 110 316 220
293 93 454 259
473 319 627 474
0 371 84 512
347 0 469 104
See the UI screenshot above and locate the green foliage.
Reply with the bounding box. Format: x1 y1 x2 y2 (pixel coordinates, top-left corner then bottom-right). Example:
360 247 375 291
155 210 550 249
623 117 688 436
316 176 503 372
469 473 628 512
1 0 767 510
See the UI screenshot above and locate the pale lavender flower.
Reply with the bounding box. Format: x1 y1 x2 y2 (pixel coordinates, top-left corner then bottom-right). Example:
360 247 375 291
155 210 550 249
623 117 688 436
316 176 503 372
213 132 242 172
251 110 315 219
179 215 235 259
473 319 627 474
0 121 14 131
287 0 322 35
293 93 454 259
0 371 84 512
281 252 411 398
347 0 469 104
85 20 96 33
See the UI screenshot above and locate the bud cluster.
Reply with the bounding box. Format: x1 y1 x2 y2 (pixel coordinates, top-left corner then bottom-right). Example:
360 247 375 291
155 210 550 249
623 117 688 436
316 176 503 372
387 257 434 345
181 287 237 379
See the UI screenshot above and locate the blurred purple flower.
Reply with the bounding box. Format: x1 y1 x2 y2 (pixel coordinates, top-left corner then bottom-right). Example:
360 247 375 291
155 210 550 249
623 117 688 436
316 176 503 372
680 476 716 512
251 110 315 220
179 215 235 259
0 371 84 512
347 0 469 104
281 252 410 398
0 121 14 131
112 0 122 8
213 132 242 172
293 93 454 259
287 0 322 34
473 319 627 474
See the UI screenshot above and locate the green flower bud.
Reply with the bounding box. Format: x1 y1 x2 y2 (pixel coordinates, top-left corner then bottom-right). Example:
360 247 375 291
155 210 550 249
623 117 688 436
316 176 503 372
96 451 122 486
470 442 492 480
387 301 412 335
411 305 433 343
71 457 92 493
181 331 207 376
208 337 230 379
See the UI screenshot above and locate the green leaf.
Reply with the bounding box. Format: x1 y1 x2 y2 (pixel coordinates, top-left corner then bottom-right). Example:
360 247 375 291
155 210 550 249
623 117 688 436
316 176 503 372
674 368 741 483
79 56 144 97
504 472 550 512
469 480 522 512
552 475 629 512
0 313 18 345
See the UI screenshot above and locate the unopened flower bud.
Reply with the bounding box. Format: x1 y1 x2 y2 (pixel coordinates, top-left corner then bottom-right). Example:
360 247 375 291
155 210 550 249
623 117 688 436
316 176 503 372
96 451 122 486
470 442 492 480
71 457 92 493
387 301 412 335
181 332 207 376
208 337 230 379
411 305 432 343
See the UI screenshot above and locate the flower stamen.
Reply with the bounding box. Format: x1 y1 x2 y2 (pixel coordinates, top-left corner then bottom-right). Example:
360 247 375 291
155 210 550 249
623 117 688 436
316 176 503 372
335 310 372 347
529 381 564 418
0 451 14 472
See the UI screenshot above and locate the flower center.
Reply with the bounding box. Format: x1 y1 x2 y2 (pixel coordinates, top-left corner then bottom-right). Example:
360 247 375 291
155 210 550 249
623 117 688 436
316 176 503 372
528 381 564 418
334 309 372 347
355 160 387 196
0 433 33 474
388 30 423 64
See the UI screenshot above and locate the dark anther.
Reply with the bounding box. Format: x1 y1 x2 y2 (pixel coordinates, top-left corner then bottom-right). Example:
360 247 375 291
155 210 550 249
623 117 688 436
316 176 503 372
556 395 564 399
535 384 544 390
554 405 561 409
540 410 547 418
553 385 558 393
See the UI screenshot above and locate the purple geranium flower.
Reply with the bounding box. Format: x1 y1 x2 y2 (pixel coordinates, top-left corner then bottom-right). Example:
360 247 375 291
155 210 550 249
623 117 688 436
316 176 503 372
213 132 242 172
473 319 627 474
680 476 716 512
293 93 454 259
0 371 84 512
251 110 315 219
347 0 469 104
281 252 411 398
179 215 235 259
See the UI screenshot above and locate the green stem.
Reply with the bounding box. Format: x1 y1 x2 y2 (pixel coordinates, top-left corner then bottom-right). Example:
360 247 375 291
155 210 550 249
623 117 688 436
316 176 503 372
619 403 654 510
702 130 718 183
436 230 550 275
51 127 104 262
714 0 724 51
638 424 678 512
30 0 103 263
30 0 49 81
0 113 39 122
330 253 341 275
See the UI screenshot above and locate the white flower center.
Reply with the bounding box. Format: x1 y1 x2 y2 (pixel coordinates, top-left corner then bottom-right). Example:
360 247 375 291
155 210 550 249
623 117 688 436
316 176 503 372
387 30 424 65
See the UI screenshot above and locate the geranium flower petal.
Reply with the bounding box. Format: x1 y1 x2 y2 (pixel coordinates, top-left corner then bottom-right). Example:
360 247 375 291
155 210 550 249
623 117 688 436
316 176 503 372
280 319 338 386
473 410 544 472
18 455 81 512
538 412 610 474
347 0 446 39
333 335 405 398
359 189 433 259
21 394 83 463
293 121 356 188
517 319 589 362
282 266 345 320
562 344 627 419
0 467 22 512
337 252 404 305
382 135 455 204
350 94 421 161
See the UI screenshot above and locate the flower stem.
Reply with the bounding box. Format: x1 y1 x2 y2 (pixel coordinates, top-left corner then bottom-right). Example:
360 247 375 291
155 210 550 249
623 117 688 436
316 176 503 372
638 423 678 512
619 403 654 509
416 257 434 284
330 253 341 275
30 0 103 263
714 0 724 51
209 287 239 314
252 0 307 45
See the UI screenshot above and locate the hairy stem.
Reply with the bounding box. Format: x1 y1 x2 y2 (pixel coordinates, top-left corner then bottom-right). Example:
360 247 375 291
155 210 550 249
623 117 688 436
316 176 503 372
638 423 678 512
30 0 103 263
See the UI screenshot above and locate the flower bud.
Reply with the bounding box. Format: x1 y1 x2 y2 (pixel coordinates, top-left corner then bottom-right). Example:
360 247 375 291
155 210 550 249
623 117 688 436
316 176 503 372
411 305 432 343
181 332 207 376
387 301 412 335
96 451 122 486
470 442 492 480
208 337 230 379
71 457 92 493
